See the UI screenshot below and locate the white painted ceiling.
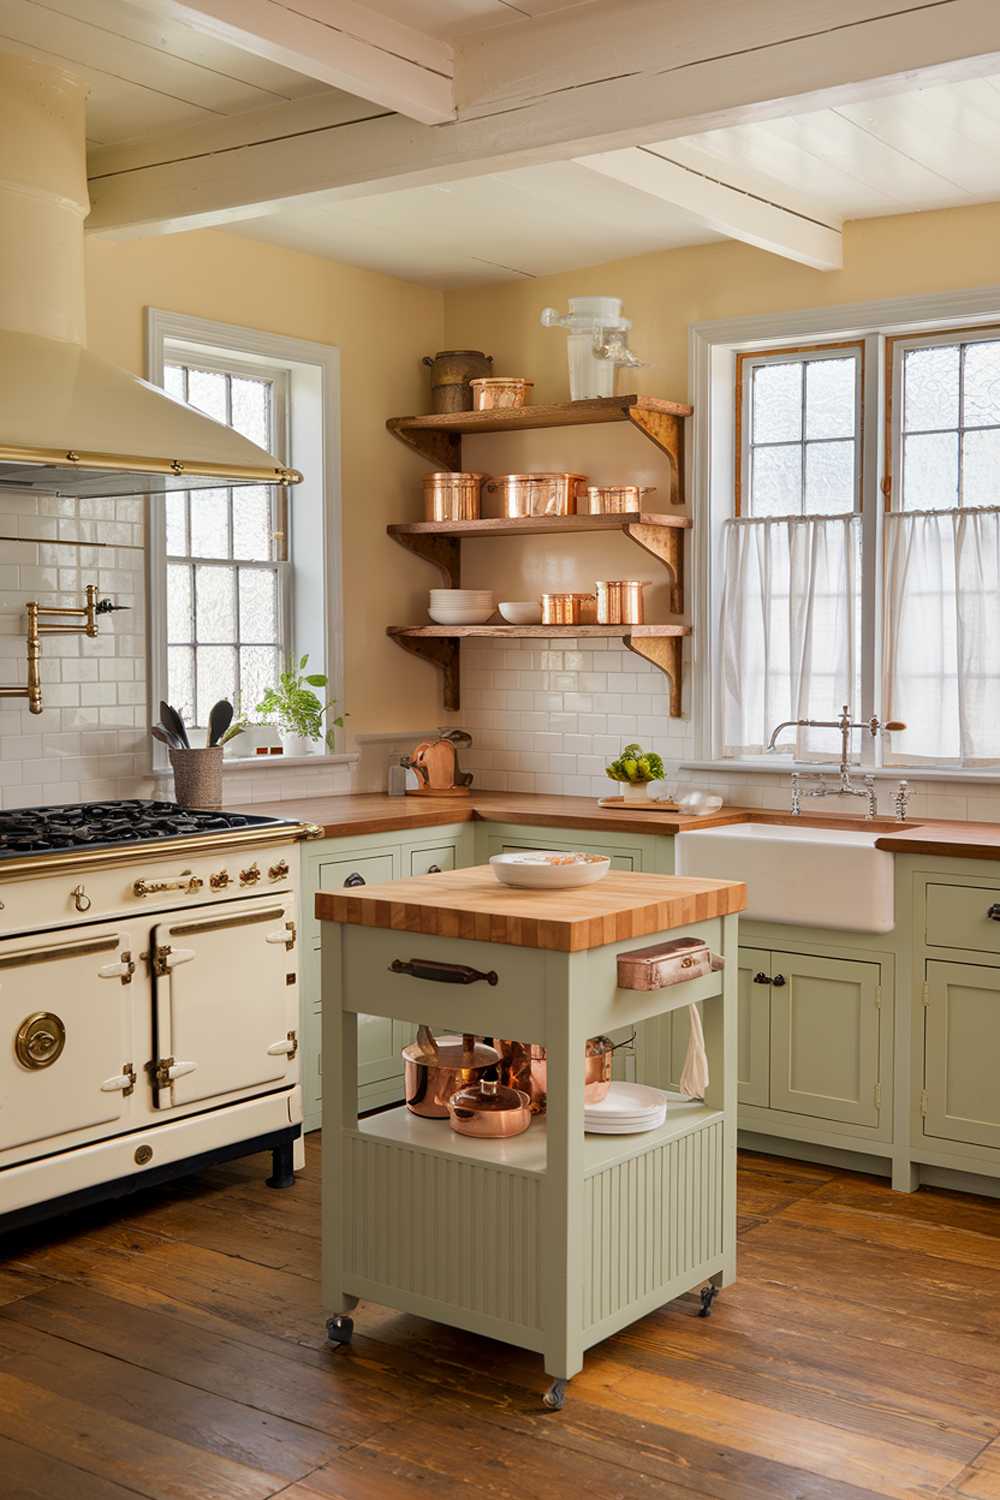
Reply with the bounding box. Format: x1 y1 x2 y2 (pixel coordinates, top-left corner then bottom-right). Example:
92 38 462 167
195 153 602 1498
5 0 1000 283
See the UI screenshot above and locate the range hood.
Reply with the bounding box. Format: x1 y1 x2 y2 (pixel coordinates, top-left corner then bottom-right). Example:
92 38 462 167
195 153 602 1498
0 55 301 500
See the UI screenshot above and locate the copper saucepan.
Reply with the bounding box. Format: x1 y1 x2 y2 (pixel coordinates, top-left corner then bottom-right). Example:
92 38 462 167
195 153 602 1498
402 1026 500 1118
494 1033 634 1115
447 1077 533 1138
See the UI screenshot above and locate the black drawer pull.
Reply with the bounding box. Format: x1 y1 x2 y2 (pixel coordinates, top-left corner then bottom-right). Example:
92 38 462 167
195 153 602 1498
344 872 366 888
427 864 442 874
772 974 786 987
389 958 498 986
753 971 772 985
987 904 1000 921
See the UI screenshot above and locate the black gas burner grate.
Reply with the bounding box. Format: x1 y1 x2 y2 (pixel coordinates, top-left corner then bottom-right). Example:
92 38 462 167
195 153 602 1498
0 799 294 858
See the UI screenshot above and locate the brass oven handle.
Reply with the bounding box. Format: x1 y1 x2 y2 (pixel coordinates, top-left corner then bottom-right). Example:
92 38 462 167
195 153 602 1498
133 870 203 897
389 957 498 986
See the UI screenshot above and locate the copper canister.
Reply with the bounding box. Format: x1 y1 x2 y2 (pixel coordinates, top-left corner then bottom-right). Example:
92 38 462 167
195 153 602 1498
469 377 534 410
495 1035 618 1115
580 484 657 515
402 1027 500 1117
595 579 648 625
488 473 587 518
422 472 487 522
541 591 595 625
447 1078 533 1138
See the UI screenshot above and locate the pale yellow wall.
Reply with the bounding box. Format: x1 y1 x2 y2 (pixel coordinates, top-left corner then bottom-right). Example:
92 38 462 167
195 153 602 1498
84 228 445 735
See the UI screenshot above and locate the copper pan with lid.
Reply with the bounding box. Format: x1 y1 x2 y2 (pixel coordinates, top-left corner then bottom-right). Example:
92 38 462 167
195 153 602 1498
402 1026 499 1118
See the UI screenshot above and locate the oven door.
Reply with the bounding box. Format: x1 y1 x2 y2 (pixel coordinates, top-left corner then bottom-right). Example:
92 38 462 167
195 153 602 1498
0 923 136 1154
151 897 298 1110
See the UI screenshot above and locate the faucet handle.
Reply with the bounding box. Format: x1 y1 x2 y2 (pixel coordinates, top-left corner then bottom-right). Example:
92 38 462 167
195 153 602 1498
884 721 906 732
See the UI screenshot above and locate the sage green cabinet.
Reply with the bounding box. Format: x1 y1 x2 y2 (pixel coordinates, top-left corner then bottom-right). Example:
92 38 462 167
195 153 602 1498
923 960 1000 1151
767 951 882 1129
737 947 771 1108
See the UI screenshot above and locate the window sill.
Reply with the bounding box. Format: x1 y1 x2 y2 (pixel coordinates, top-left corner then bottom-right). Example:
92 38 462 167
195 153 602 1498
682 759 1000 785
222 752 359 773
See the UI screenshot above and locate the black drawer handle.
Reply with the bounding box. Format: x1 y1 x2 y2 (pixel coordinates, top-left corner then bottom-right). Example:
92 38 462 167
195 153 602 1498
988 904 1000 921
344 872 366 888
772 974 786 987
389 958 498 986
753 971 772 985
427 864 442 874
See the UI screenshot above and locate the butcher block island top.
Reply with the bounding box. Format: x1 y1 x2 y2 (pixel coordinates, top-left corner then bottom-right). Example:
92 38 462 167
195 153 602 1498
316 863 746 951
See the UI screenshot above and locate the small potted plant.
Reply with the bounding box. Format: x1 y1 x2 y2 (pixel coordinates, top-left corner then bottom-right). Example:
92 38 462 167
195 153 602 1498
605 742 665 803
255 655 345 758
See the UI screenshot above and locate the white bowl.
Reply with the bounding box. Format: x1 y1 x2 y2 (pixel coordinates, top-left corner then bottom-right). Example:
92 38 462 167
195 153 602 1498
499 600 543 625
430 589 494 600
490 851 611 889
428 606 495 624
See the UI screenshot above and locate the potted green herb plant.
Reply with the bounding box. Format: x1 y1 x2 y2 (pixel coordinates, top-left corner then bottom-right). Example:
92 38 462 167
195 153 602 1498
255 655 345 758
605 742 665 803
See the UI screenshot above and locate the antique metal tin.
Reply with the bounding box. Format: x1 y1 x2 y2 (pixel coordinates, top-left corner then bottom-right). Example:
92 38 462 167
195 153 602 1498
617 937 721 991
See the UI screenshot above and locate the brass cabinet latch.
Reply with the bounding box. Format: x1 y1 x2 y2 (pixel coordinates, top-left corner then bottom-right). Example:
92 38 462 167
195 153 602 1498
154 1056 174 1088
152 944 172 977
120 951 135 985
123 1063 136 1097
287 1030 298 1060
285 920 296 952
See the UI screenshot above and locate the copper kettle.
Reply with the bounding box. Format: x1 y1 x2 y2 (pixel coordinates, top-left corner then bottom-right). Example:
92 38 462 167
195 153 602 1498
401 728 474 798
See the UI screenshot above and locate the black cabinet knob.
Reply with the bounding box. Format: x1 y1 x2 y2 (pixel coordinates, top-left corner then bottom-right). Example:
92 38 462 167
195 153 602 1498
753 971 772 985
987 904 1000 921
772 974 786 987
344 872 366 888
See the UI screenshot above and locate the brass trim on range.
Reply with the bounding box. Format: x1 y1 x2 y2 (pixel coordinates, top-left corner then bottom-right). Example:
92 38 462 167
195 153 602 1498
134 869 203 897
0 933 120 968
170 907 286 937
15 1011 67 1069
0 824 310 882
0 442 303 487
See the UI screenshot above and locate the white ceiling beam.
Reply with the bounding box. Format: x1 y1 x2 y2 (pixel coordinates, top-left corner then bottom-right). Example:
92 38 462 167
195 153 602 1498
577 143 844 270
87 0 1000 235
135 0 455 124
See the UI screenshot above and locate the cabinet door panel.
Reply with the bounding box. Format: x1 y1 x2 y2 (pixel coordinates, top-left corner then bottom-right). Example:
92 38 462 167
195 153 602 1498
924 960 1000 1150
769 952 880 1128
409 845 456 877
738 947 771 1107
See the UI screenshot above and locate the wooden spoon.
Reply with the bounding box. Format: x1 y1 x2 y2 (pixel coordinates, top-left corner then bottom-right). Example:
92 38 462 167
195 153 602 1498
208 699 234 747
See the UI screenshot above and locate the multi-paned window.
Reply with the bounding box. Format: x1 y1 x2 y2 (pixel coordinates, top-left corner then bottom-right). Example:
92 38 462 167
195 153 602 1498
162 357 289 729
725 326 1000 768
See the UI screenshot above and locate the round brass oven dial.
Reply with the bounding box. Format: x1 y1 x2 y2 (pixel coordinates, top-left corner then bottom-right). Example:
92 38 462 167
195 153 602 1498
15 1012 66 1070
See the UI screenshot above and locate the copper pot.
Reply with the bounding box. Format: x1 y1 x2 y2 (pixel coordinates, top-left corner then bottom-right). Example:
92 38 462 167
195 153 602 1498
580 484 657 515
541 591 596 625
422 350 492 413
447 1077 532 1138
469 377 534 410
402 1027 499 1118
595 579 648 625
422 472 487 522
487 473 587 518
495 1034 630 1115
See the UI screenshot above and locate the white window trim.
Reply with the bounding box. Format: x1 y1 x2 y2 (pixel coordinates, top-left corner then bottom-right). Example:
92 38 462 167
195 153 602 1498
146 309 343 774
689 282 1000 783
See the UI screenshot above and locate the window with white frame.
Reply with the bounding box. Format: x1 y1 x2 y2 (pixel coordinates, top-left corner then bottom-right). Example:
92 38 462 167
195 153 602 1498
720 324 1000 770
161 356 290 729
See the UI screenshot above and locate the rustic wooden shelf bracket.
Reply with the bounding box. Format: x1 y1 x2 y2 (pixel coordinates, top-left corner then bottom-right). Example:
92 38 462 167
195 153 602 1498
627 407 685 505
389 531 461 588
625 521 685 614
387 630 461 710
624 632 684 717
385 420 462 471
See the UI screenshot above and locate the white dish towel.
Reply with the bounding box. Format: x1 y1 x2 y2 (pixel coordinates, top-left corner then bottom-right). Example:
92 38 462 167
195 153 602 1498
679 1004 709 1100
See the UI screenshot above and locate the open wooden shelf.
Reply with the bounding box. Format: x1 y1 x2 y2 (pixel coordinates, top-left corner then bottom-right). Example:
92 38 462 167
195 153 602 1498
386 624 691 717
387 510 692 613
386 394 691 504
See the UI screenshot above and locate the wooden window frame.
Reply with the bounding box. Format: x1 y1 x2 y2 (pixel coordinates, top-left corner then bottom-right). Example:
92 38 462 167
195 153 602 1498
735 339 866 517
884 322 1000 511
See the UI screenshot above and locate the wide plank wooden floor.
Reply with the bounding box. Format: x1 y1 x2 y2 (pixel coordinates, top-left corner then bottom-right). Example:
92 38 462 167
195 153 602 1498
1 1138 999 1500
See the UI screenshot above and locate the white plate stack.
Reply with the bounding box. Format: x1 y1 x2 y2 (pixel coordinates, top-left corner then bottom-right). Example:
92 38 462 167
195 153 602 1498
584 1081 668 1134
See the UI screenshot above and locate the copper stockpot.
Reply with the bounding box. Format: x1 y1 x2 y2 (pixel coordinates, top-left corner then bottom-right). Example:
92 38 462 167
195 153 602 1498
402 1027 499 1118
595 579 648 625
541 591 596 625
495 1034 628 1115
447 1077 533 1138
580 484 657 515
422 471 487 522
488 473 587 518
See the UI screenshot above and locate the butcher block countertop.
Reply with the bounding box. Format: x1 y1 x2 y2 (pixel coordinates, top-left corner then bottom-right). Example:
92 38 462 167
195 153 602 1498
315 864 747 952
240 790 1000 861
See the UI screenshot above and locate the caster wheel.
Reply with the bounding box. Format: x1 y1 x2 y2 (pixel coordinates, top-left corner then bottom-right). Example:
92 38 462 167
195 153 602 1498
326 1315 354 1345
542 1379 567 1411
698 1285 720 1318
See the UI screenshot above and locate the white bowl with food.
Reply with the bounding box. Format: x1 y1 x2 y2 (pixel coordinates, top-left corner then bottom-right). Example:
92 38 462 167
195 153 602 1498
498 600 543 625
490 850 611 889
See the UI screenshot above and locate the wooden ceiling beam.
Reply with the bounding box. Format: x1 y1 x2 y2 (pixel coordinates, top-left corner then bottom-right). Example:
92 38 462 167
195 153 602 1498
87 0 1000 237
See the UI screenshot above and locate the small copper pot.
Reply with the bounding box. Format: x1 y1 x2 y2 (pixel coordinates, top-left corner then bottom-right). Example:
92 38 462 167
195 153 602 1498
487 473 587 518
495 1034 631 1115
447 1077 532 1138
402 1027 500 1118
595 579 648 625
422 471 487 522
469 377 534 410
541 591 596 625
580 484 657 515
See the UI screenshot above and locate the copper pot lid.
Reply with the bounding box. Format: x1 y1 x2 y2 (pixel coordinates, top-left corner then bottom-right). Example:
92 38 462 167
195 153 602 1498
449 1077 529 1113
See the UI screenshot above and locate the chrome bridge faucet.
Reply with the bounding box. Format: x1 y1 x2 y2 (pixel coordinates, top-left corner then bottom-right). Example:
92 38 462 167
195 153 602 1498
767 705 906 820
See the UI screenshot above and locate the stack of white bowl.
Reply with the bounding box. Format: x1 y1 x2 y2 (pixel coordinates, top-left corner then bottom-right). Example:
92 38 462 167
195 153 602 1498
584 1081 668 1134
428 589 495 625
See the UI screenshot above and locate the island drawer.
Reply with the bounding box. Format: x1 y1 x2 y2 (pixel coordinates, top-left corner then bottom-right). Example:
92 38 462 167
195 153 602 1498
926 882 1000 956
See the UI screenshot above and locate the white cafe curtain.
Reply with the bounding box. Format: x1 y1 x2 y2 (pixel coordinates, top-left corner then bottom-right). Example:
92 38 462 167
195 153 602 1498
720 513 862 759
884 506 1000 765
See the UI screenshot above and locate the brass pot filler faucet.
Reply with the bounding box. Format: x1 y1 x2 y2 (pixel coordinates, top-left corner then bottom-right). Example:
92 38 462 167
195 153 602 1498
0 583 128 715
